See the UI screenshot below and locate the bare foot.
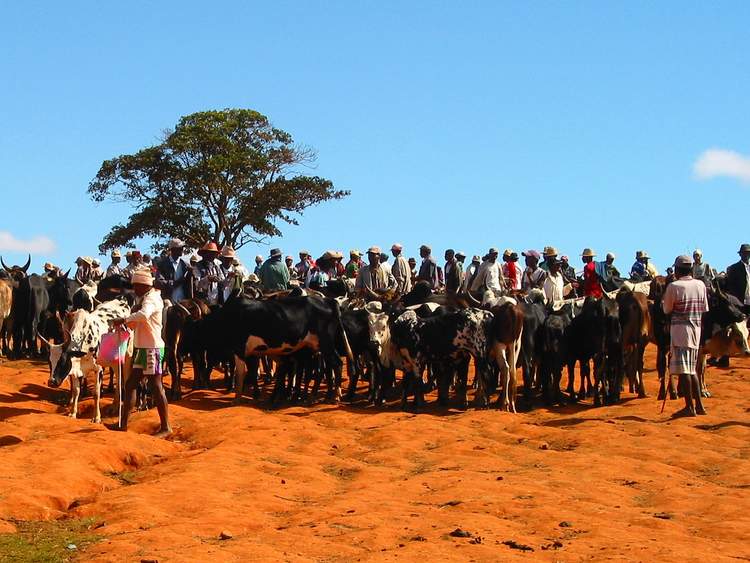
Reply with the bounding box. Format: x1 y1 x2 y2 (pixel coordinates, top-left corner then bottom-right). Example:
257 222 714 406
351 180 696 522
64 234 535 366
672 407 696 418
153 427 172 438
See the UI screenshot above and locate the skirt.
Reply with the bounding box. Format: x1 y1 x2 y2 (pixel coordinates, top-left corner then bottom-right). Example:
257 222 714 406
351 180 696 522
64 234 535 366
669 346 698 376
132 347 165 376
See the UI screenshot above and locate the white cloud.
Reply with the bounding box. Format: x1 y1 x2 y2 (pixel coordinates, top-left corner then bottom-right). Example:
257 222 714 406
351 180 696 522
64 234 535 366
0 231 57 254
694 148 750 184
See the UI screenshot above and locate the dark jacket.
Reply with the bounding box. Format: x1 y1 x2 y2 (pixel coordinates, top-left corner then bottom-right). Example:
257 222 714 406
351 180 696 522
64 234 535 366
725 260 748 304
155 256 190 301
444 260 462 294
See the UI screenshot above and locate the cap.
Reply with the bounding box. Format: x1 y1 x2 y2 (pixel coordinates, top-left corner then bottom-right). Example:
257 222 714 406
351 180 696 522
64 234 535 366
367 246 381 255
581 248 596 257
522 249 541 260
472 255 481 262
674 255 693 268
167 238 185 249
131 270 153 286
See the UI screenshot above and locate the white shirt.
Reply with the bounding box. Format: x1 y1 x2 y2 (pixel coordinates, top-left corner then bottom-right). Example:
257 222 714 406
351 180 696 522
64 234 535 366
470 261 503 293
125 288 165 349
543 271 566 303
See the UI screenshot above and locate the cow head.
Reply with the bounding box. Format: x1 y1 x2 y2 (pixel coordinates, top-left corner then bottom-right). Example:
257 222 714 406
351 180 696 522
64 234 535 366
0 254 31 282
728 320 750 356
366 311 391 360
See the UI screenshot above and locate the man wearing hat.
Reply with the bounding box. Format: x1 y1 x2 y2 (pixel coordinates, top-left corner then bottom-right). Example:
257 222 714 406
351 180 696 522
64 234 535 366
75 256 93 286
725 243 750 309
355 246 396 299
462 255 482 292
390 244 412 294
90 259 104 282
259 248 290 291
123 250 146 280
417 244 439 289
630 251 656 281
295 251 314 282
306 250 339 289
218 246 246 302
470 248 504 301
604 253 620 279
155 238 190 302
195 242 225 304
502 250 522 291
43 262 60 279
285 255 299 282
345 250 362 279
540 246 559 273
543 258 572 303
691 249 714 285
662 255 709 417
581 248 603 298
254 255 264 276
559 255 577 286
114 269 171 436
521 250 546 290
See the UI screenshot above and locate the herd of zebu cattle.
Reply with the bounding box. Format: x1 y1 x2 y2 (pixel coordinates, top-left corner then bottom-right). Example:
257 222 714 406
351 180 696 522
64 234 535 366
1 255 749 421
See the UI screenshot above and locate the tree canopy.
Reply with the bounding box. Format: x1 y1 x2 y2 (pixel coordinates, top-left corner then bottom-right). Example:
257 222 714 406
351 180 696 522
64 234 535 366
89 109 348 252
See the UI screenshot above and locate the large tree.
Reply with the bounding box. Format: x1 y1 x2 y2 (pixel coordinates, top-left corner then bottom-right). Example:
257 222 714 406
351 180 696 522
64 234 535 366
89 109 348 252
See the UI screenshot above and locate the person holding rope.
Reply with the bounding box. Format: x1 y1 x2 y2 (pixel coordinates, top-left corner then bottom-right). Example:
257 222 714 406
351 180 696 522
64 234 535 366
662 254 709 417
113 270 171 436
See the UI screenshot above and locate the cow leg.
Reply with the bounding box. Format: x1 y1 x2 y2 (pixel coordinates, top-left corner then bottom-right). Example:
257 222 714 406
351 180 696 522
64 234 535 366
436 363 450 406
245 356 260 399
636 343 647 398
233 354 247 403
69 376 81 418
92 367 103 424
697 352 710 398
167 340 180 400
456 357 469 410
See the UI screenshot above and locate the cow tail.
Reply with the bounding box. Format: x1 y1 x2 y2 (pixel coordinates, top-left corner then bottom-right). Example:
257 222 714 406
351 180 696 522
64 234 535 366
331 299 354 362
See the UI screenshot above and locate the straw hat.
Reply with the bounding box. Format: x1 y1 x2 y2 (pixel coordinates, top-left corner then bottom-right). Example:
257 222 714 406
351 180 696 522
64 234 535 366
367 246 381 255
581 248 596 258
80 256 93 266
131 270 153 286
220 245 236 258
543 246 559 257
111 249 122 258
198 241 220 256
350 249 362 258
167 238 185 250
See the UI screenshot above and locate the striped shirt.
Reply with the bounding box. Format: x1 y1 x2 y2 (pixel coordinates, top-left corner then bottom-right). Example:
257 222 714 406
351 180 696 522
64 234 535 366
662 276 708 349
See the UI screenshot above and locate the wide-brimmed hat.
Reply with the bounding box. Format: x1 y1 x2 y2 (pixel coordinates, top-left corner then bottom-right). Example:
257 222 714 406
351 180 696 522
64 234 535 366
488 247 499 255
198 241 219 256
319 250 339 261
503 249 513 258
456 251 466 258
168 238 185 250
391 243 403 251
522 249 541 260
674 255 693 268
581 248 596 258
636 250 649 259
131 270 153 286
111 249 121 258
367 246 381 255
220 245 236 259
270 248 282 258
543 246 559 257
738 244 750 254
80 256 93 266
350 249 362 257
43 262 55 271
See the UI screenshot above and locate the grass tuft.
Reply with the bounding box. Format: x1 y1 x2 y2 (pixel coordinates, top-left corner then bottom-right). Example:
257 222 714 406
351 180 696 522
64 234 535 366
0 517 103 562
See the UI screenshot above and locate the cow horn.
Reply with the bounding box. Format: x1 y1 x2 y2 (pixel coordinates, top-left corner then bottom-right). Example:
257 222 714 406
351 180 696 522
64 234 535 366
38 333 51 347
21 255 31 273
63 268 71 279
0 256 9 272
462 288 482 307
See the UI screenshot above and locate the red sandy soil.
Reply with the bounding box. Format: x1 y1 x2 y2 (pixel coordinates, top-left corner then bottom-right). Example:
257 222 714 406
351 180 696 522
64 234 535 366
1 347 749 562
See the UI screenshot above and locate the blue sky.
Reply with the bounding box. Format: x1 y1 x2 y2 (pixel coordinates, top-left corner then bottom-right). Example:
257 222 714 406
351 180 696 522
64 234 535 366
1 2 749 275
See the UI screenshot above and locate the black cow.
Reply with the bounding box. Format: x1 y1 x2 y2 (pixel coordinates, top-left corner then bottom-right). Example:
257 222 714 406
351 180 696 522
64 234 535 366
96 274 133 302
10 274 49 358
200 293 353 405
342 308 378 402
518 293 547 404
649 276 674 400
540 301 581 405
40 270 77 345
567 295 622 406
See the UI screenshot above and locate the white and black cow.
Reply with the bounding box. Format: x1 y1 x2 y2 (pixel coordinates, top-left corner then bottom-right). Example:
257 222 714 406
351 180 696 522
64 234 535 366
44 297 132 422
389 307 494 410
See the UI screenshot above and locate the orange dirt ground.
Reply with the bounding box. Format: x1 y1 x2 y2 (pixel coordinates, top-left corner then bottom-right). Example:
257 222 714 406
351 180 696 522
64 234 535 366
1 346 749 562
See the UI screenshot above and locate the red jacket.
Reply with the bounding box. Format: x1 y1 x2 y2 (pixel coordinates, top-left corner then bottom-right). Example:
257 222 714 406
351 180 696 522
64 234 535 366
583 261 603 298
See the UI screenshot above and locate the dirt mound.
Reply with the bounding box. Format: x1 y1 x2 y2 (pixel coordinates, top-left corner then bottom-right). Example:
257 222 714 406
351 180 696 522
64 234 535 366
1 348 749 561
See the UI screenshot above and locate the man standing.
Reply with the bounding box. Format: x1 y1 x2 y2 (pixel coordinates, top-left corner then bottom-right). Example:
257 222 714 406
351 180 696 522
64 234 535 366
662 255 709 417
470 248 504 300
725 243 750 310
155 238 190 302
254 255 264 276
540 246 558 272
390 243 412 295
295 251 314 282
345 250 363 278
408 257 418 285
259 248 290 291
379 252 392 275
355 246 396 299
115 270 170 436
542 259 571 303
195 242 225 305
581 248 603 298
521 250 546 290
691 249 714 284
285 255 299 282
502 249 522 291
417 244 439 289
218 246 244 302
444 249 462 295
